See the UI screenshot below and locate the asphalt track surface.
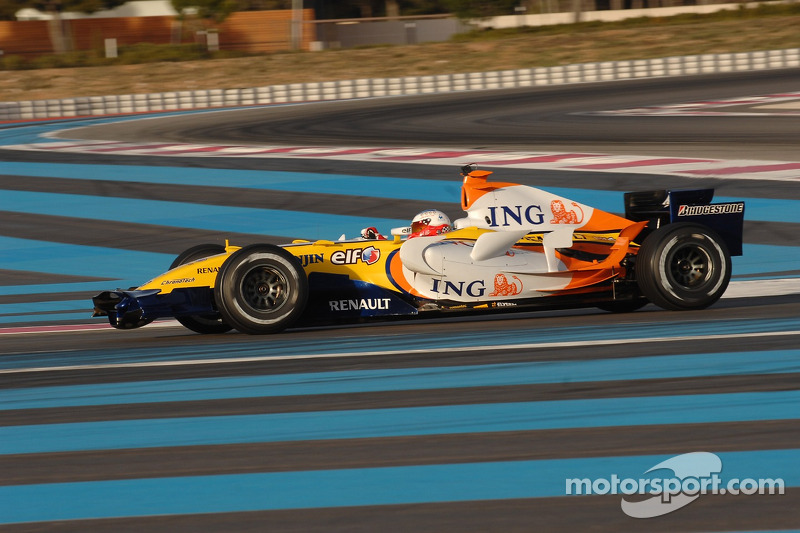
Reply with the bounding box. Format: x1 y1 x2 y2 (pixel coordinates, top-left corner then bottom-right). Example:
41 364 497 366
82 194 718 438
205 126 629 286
1 69 799 531
63 69 800 160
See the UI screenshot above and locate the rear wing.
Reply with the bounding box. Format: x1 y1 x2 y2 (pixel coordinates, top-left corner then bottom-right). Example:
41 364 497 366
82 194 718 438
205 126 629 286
624 189 744 256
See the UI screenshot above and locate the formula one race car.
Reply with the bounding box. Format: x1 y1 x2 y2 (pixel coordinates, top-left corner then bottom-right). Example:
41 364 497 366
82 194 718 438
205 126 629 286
92 165 745 334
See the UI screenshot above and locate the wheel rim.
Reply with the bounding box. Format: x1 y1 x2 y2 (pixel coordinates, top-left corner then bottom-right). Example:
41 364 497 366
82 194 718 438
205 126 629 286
667 243 712 289
239 265 289 312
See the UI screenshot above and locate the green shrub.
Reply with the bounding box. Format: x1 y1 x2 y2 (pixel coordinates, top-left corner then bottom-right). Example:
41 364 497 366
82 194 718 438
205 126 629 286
30 51 97 69
116 42 212 64
0 55 28 70
0 43 247 71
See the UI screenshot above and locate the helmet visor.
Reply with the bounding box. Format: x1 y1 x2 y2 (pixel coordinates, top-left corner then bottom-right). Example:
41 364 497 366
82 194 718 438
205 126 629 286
411 218 431 234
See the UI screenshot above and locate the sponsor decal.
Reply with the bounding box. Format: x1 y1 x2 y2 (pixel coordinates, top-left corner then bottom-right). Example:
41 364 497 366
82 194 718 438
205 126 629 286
329 298 392 311
196 267 219 274
489 274 523 296
331 246 381 266
520 234 544 244
299 253 324 267
519 233 613 244
430 279 486 297
550 200 584 224
487 205 544 227
362 247 381 265
161 277 195 285
492 301 517 307
678 203 744 216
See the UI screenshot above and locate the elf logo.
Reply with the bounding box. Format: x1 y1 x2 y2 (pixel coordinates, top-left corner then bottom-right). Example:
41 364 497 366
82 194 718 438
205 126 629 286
331 246 381 266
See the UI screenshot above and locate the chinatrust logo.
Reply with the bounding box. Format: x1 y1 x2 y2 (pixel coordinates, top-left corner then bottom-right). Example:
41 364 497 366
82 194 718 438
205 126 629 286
565 452 784 518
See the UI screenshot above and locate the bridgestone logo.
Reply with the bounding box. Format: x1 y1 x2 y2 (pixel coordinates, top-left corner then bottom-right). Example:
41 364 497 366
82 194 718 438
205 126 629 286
678 203 744 216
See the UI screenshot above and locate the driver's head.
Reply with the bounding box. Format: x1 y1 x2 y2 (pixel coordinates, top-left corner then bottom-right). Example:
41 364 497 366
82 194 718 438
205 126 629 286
409 209 451 238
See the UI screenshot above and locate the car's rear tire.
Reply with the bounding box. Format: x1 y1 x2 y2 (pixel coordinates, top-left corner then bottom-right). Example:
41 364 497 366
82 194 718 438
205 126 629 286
214 244 308 334
170 244 232 334
636 223 731 311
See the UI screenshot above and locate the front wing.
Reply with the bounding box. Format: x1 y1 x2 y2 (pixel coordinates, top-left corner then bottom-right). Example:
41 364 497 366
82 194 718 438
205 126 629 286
92 272 421 330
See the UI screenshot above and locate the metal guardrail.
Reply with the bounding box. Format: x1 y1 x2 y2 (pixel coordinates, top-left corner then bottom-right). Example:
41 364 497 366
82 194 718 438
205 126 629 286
1 48 798 121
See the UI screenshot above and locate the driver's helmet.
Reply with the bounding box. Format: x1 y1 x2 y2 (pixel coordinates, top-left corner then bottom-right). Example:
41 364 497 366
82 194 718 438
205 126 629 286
409 209 452 238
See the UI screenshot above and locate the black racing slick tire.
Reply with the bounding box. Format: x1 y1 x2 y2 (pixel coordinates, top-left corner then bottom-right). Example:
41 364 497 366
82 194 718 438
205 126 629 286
169 244 233 334
214 244 308 335
636 223 731 311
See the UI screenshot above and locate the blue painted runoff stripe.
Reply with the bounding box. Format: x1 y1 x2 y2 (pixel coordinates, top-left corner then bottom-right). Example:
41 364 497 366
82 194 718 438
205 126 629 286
3 348 800 410
0 298 92 325
0 448 795 523
735 244 800 277
0 189 407 241
3 315 800 371
0 235 171 282
0 281 134 297
1 390 799 455
0 161 796 223
0 299 91 317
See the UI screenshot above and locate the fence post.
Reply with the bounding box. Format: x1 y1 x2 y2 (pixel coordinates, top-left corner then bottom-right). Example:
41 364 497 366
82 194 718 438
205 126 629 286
104 38 117 58
207 30 219 51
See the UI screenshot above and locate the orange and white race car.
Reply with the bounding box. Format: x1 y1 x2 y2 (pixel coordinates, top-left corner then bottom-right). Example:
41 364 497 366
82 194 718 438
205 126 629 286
92 165 744 334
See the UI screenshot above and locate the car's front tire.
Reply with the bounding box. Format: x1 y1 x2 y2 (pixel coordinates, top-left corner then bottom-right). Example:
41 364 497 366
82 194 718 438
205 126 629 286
214 244 308 334
636 223 731 311
170 244 233 334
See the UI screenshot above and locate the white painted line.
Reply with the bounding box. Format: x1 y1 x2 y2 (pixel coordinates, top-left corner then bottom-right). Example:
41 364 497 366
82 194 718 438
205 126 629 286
3 329 800 374
724 278 800 299
754 101 800 110
0 320 182 336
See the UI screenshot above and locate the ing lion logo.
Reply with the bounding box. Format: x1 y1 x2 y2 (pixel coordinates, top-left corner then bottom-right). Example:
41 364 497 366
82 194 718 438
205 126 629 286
550 200 584 224
489 274 523 296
